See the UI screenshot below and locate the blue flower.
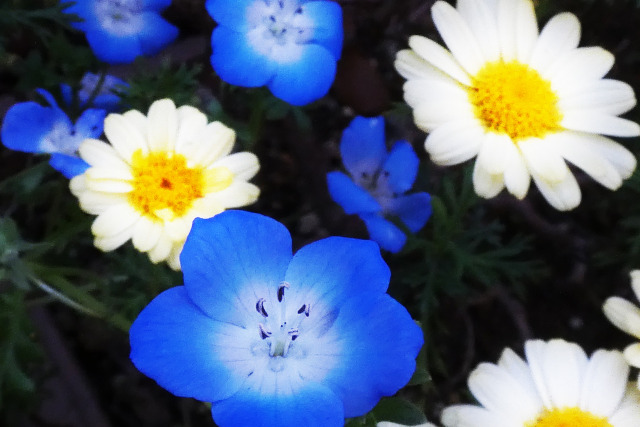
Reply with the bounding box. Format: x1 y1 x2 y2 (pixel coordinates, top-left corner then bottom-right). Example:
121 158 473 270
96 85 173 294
206 0 343 106
327 116 432 253
60 72 128 112
130 210 423 427
1 89 106 178
63 0 179 64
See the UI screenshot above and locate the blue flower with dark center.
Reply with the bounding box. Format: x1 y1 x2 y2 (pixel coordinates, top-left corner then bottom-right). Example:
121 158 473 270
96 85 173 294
206 0 343 106
130 210 423 427
327 116 432 253
1 89 106 178
63 0 178 64
60 72 128 112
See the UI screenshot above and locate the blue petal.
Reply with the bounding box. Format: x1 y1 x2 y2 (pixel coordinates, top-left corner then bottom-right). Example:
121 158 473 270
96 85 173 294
284 236 390 309
136 12 179 56
268 44 336 106
360 213 406 253
60 83 73 106
302 1 343 59
212 380 343 427
85 29 143 64
142 0 172 12
382 141 419 194
211 26 277 88
92 93 123 112
340 116 387 180
327 171 380 215
75 108 106 138
206 0 254 30
180 211 292 327
388 193 432 233
49 154 90 178
63 0 100 31
129 286 247 402
1 102 69 153
323 293 423 417
35 88 60 109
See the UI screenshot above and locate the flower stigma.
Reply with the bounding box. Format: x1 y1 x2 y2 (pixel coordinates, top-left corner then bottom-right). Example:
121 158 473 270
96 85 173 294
127 150 232 221
527 407 613 427
468 61 562 142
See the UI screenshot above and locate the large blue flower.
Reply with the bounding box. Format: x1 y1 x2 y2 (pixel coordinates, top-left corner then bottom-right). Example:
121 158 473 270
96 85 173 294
327 116 432 253
1 89 106 178
130 210 423 427
63 0 179 64
60 72 128 112
206 0 343 106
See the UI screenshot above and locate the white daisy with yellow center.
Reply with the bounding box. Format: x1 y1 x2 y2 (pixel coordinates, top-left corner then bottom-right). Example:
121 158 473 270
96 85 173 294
70 98 260 270
395 0 640 210
441 339 640 427
604 270 640 380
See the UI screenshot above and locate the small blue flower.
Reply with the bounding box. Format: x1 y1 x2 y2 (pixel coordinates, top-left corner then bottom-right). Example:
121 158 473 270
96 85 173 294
130 210 423 427
60 72 128 112
63 0 179 64
327 116 432 253
206 0 343 106
1 89 106 178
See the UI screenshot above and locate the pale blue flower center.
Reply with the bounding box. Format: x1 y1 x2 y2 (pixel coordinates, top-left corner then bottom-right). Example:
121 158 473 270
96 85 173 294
40 121 86 156
95 0 143 35
356 169 397 213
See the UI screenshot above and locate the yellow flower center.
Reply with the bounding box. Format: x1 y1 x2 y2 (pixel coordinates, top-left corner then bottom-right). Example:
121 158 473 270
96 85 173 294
527 407 613 427
468 60 562 142
128 150 232 221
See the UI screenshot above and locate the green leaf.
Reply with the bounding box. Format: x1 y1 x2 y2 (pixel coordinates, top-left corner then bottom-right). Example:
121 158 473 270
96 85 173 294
372 397 428 425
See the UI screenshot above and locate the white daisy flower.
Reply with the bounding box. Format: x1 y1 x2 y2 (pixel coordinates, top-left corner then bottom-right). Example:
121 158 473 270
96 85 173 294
441 339 640 427
603 270 640 376
395 0 640 210
378 422 438 427
70 98 260 270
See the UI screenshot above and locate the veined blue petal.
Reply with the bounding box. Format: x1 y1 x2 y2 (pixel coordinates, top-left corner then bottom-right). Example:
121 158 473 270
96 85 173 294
340 116 387 180
181 211 292 327
49 154 90 178
1 102 69 153
211 26 277 88
300 1 343 59
284 236 390 316
142 0 172 12
323 293 423 417
206 0 254 30
382 141 419 194
360 213 406 253
129 286 247 403
212 379 343 427
136 12 179 56
85 28 143 64
327 171 381 215
388 193 432 233
75 108 106 138
268 44 336 106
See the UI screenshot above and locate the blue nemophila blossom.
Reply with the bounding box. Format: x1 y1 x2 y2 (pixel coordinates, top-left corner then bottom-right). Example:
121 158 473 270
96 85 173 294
130 210 423 427
63 0 178 64
1 89 106 178
327 116 432 253
60 72 128 112
206 0 343 106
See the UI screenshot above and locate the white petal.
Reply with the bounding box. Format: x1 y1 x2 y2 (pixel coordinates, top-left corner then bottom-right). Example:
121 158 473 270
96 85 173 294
503 145 531 199
94 226 136 252
622 343 640 369
211 152 260 181
546 47 614 89
472 160 505 198
609 386 640 427
558 79 637 116
78 139 130 170
165 216 193 242
424 120 484 165
103 113 148 161
200 181 260 211
77 191 127 215
496 0 519 61
147 232 175 263
631 271 640 302
519 138 567 183
408 35 472 86
181 121 236 167
577 134 637 179
406 80 474 131
395 49 451 82
603 297 640 340
441 404 508 427
579 349 628 417
475 132 513 175
131 217 163 252
122 109 148 141
530 13 581 74
91 203 140 237
514 0 538 63
85 178 134 194
167 243 184 271
147 99 178 152
432 1 485 75
531 169 581 211
85 166 133 182
561 112 640 137
551 132 623 189
457 0 500 62
174 105 209 152
497 348 543 409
